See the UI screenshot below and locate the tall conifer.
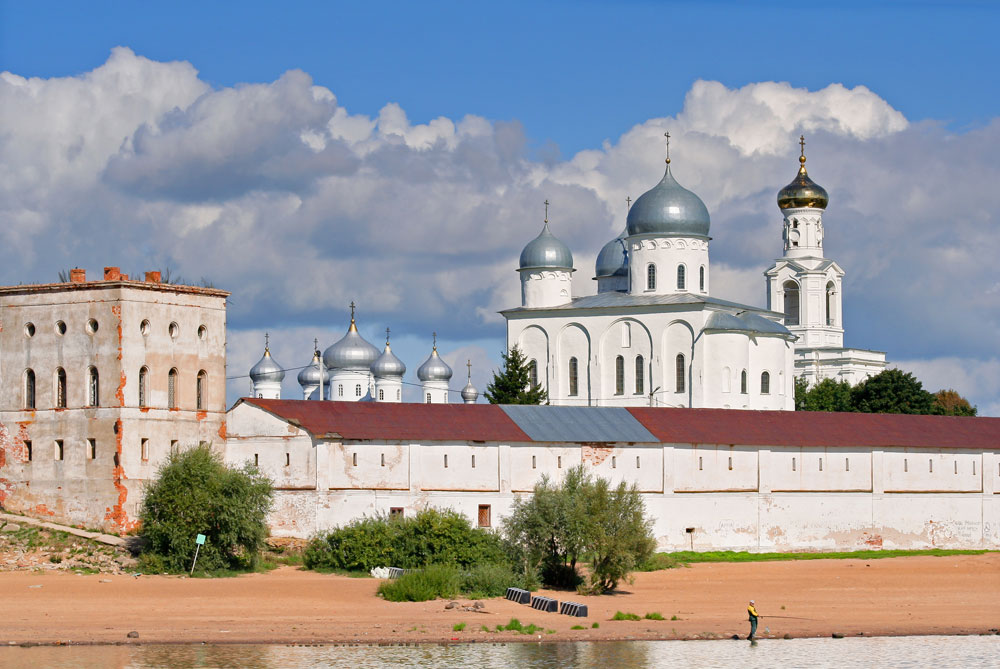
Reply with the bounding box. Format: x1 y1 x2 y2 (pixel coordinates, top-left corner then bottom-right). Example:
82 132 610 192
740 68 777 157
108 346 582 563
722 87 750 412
484 346 547 404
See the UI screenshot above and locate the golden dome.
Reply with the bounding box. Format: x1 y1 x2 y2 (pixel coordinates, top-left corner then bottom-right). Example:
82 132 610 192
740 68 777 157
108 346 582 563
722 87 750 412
777 136 829 210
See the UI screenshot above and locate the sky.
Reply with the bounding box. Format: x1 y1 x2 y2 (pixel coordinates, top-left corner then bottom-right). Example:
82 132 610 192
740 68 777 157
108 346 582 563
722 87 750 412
1 1 998 414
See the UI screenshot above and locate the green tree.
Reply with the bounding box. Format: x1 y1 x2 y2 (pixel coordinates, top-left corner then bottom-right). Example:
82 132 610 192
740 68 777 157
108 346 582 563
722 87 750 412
582 475 656 594
850 369 935 415
799 378 855 412
139 445 274 573
932 389 978 416
793 376 810 410
484 345 547 404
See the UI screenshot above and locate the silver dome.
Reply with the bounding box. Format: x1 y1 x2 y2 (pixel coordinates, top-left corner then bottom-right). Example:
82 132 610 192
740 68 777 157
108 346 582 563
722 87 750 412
519 222 574 271
595 227 628 278
417 346 453 382
626 165 710 237
461 380 479 403
297 350 326 387
371 342 406 378
323 318 380 371
250 348 285 383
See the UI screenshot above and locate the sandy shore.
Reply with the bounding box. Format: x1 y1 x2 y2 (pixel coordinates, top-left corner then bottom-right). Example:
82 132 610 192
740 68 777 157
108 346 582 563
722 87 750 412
1 554 998 646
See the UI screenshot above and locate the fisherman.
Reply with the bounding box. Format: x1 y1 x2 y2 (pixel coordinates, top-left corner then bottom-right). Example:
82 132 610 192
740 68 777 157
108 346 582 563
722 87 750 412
747 600 761 640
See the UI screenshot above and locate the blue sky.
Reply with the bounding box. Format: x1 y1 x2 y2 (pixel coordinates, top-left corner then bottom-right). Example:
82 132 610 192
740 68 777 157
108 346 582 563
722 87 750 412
1 1 998 412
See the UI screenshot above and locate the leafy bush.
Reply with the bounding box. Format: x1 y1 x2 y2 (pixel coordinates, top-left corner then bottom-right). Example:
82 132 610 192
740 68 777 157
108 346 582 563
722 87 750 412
139 445 273 573
461 563 525 599
644 612 664 620
305 508 507 572
377 564 462 602
611 611 641 621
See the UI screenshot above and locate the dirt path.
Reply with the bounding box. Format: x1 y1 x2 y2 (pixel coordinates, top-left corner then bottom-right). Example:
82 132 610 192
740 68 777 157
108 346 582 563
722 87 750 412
1 554 997 645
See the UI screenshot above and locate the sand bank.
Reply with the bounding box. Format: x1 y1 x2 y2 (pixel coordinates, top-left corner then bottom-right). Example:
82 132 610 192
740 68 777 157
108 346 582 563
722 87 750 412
1 554 997 646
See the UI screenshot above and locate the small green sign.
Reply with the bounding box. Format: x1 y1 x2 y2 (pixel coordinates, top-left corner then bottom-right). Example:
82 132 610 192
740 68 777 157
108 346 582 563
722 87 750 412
195 534 206 545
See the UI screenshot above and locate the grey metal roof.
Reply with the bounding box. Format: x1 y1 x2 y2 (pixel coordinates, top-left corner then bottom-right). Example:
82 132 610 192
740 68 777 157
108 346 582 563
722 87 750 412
627 164 710 238
500 405 658 443
502 291 778 315
519 222 574 271
594 227 628 278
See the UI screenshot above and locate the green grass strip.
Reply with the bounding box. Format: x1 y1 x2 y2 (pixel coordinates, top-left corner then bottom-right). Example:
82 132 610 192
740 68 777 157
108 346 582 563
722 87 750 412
643 548 989 570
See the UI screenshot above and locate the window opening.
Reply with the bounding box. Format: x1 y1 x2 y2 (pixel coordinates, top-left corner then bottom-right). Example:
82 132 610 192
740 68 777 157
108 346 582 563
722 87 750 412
760 371 770 395
636 456 641 469
170 440 179 454
425 392 432 404
379 389 384 401
471 454 476 468
728 456 733 471
87 319 98 334
254 453 259 467
87 438 96 460
819 457 823 472
845 458 850 472
612 456 617 469
396 389 401 401
478 505 491 528
529 360 539 389
168 322 179 339
56 368 67 408
138 367 148 407
140 319 150 336
24 369 35 410
198 324 207 340
615 355 624 395
783 281 800 325
381 453 386 467
568 357 578 396
141 439 149 461
699 265 705 291
929 459 933 473
792 457 797 472
55 320 66 335
740 370 748 394
355 384 362 397
646 263 656 290
532 455 536 469
88 367 100 406
557 456 562 468
54 439 64 461
698 456 703 471
24 322 35 337
904 458 908 473
25 440 32 462
444 454 449 468
167 368 177 408
285 453 290 467
622 321 631 347
390 507 404 519
352 452 357 466
338 384 344 397
677 264 686 290
675 354 685 393
635 355 644 394
196 371 206 411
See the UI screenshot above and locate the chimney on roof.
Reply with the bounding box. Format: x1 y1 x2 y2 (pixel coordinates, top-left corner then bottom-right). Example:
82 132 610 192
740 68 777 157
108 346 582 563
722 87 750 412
145 271 161 283
103 266 121 281
120 273 129 281
69 268 86 283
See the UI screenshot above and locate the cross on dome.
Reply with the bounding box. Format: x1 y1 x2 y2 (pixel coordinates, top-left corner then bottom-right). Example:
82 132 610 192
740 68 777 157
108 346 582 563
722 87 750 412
664 131 670 164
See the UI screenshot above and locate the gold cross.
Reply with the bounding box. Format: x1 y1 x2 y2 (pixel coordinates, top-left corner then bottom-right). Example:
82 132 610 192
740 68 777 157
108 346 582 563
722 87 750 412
432 331 437 351
385 327 390 345
264 332 270 351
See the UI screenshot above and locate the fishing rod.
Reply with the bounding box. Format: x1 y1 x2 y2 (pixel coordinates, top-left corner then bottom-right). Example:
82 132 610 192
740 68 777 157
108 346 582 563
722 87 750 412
761 615 819 620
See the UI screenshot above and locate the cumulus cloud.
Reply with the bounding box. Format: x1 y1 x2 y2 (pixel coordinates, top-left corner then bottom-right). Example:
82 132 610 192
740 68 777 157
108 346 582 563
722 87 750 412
1 49 997 414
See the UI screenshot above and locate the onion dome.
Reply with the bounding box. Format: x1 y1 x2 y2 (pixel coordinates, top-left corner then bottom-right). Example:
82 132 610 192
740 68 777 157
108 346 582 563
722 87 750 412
627 163 711 237
372 330 406 378
297 348 326 388
417 336 453 382
595 227 628 278
777 136 829 210
519 203 573 270
250 336 285 383
461 359 479 403
323 305 380 371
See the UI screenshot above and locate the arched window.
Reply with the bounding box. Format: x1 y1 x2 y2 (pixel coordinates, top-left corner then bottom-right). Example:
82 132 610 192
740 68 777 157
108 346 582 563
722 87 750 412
529 360 538 389
740 369 748 394
167 368 177 408
379 389 384 401
338 384 344 397
676 265 686 290
634 355 644 394
783 280 800 326
646 263 656 290
396 389 401 401
196 370 207 410
825 281 836 326
138 366 148 408
761 371 770 395
425 392 432 404
55 368 67 408
699 265 705 291
614 355 624 395
24 369 35 410
675 354 685 393
568 357 579 396
355 384 362 397
88 367 100 406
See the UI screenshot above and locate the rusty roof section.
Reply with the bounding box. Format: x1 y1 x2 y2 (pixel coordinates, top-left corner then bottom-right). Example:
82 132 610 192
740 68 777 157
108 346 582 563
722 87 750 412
0 280 229 298
628 407 1000 449
240 399 532 442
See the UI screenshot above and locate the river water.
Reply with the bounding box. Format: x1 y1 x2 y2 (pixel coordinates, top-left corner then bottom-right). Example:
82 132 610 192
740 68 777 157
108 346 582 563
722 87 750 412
3 636 998 668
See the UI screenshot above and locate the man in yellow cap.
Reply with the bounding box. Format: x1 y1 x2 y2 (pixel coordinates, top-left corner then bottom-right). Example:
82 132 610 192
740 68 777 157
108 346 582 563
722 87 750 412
747 600 761 640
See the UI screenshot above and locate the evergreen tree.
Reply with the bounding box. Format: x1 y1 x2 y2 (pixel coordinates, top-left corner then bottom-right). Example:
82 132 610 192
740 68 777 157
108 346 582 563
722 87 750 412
484 346 547 404
850 369 935 414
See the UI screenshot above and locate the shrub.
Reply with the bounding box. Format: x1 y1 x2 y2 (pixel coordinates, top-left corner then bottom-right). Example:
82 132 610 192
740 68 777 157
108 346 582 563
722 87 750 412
377 564 462 602
305 508 508 572
452 622 466 632
139 445 273 573
644 612 664 620
461 563 526 599
611 611 641 621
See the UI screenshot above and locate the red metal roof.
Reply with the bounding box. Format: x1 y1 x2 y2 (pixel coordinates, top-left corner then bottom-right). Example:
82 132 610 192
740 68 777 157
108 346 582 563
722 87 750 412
628 407 1000 449
240 398 531 442
237 399 1000 450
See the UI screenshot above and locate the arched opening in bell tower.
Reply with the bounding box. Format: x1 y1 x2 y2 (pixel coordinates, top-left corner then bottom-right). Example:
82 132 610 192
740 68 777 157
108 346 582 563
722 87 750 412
783 280 800 326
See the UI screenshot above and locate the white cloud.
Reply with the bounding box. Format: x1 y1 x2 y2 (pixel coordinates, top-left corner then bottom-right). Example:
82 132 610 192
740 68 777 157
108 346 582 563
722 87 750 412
2 49 997 414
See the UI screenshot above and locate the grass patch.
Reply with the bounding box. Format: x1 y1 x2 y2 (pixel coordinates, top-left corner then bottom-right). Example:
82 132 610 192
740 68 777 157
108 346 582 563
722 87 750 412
643 612 664 620
611 611 641 621
640 548 990 570
452 622 466 632
670 615 679 621
591 622 600 629
570 625 585 630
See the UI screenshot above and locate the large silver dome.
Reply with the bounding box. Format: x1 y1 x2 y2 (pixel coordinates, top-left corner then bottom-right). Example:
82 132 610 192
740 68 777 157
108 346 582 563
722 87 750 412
323 318 380 371
417 346 453 382
519 222 573 271
595 227 628 278
371 342 406 378
250 348 285 383
297 350 326 387
626 165 710 237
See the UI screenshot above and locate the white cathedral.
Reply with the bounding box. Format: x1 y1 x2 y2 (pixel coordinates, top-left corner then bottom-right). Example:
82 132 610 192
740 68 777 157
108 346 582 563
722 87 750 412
249 137 884 409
